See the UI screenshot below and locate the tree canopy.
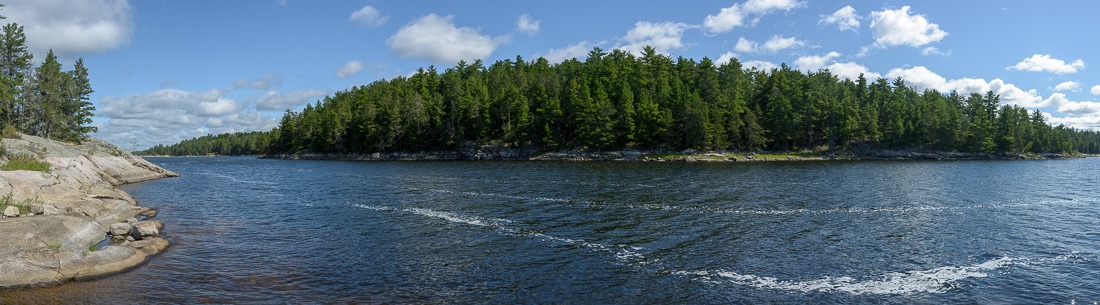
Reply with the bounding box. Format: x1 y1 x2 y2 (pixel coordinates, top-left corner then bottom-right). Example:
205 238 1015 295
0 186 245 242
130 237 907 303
264 47 1099 156
0 20 97 142
144 47 1100 156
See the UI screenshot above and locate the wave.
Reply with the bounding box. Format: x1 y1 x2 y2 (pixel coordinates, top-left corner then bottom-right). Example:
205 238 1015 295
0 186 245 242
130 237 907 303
352 204 646 265
676 257 1017 295
408 188 1084 217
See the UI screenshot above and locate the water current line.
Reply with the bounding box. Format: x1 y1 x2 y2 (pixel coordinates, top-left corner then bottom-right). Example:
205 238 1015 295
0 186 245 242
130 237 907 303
410 187 1086 217
350 203 1100 296
352 204 648 266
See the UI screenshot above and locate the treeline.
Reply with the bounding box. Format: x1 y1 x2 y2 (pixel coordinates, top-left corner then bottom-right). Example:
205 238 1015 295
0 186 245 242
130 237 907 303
0 18 97 142
137 131 273 156
264 46 1100 155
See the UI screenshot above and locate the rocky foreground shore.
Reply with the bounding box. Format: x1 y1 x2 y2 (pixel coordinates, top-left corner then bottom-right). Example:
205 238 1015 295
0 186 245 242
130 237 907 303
0 134 178 288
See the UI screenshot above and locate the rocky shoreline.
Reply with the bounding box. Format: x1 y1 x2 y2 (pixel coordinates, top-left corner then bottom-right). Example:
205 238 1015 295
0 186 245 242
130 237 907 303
262 144 1083 162
0 134 178 288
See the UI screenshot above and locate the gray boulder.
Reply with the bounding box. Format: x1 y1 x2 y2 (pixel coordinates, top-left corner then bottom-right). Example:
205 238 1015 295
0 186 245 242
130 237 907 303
109 223 132 236
131 221 161 239
3 206 19 217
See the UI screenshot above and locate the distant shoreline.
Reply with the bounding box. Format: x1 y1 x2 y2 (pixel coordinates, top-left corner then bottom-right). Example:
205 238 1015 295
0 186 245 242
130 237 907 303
248 149 1086 162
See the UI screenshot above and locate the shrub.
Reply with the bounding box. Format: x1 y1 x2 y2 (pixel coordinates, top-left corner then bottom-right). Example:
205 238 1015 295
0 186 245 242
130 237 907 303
1 124 18 139
1 154 50 172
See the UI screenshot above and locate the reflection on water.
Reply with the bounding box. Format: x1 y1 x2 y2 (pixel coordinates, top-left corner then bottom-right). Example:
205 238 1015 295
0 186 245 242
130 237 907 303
2 157 1098 304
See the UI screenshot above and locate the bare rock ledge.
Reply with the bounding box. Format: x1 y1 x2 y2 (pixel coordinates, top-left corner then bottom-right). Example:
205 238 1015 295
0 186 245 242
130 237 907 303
0 134 178 288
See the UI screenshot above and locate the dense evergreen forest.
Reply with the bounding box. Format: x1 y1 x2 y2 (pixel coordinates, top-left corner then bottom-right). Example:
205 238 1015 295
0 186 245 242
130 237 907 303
145 46 1100 156
138 131 272 156
0 12 97 142
267 47 1100 155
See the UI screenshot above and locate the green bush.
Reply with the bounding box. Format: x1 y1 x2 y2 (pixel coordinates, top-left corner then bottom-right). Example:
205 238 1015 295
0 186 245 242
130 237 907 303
1 154 50 172
1 124 18 139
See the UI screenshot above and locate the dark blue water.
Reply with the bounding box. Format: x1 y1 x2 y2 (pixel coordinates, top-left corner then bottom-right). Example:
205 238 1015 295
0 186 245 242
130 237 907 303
3 157 1099 304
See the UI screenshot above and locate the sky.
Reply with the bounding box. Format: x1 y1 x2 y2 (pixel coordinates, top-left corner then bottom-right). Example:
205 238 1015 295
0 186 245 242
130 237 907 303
3 0 1099 150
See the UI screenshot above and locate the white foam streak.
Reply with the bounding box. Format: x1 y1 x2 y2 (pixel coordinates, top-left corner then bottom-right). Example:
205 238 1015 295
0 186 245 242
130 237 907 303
678 257 1017 295
353 204 647 265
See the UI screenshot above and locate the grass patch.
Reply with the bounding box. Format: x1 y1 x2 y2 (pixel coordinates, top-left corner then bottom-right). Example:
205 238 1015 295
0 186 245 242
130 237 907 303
48 243 62 249
0 193 30 215
2 154 50 172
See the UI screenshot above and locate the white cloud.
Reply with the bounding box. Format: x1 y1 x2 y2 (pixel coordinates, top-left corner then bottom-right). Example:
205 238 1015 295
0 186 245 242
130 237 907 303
763 35 805 52
4 0 134 57
826 62 880 81
618 21 691 55
1007 54 1085 74
387 14 506 64
734 37 758 53
95 88 278 149
743 60 778 72
716 52 738 65
794 51 841 72
820 5 860 32
704 0 804 34
734 35 803 53
884 66 1045 108
540 41 600 64
868 6 947 50
517 14 540 36
921 46 949 56
1046 93 1100 116
1047 114 1100 130
336 60 364 78
1054 81 1080 92
1092 85 1100 95
349 5 388 27
256 89 328 111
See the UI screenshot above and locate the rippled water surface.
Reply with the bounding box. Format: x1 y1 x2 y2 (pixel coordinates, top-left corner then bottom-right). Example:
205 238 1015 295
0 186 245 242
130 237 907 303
3 157 1099 304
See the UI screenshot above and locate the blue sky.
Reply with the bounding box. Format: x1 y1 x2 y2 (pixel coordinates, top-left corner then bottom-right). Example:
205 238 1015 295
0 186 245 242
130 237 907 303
4 0 1099 150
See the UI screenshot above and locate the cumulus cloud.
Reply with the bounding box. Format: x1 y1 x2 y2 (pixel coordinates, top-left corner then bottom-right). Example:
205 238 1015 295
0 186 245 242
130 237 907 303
387 14 506 64
4 0 134 57
1045 93 1100 116
884 66 1045 108
256 89 329 111
1093 85 1100 95
867 6 946 52
704 0 804 34
94 75 331 150
716 52 738 65
95 88 278 150
517 14 540 36
735 35 804 53
349 5 388 27
820 5 860 32
618 21 691 55
1007 54 1085 74
763 35 805 52
826 62 880 81
540 41 601 64
336 60 364 78
734 37 758 53
794 51 841 72
743 60 778 72
1054 81 1080 92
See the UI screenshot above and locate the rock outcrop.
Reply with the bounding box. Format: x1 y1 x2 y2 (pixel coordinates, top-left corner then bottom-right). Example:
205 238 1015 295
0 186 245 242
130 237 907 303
0 134 178 288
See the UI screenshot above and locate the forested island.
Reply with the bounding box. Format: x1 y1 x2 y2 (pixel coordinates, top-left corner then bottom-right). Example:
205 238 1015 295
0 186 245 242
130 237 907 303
140 47 1100 158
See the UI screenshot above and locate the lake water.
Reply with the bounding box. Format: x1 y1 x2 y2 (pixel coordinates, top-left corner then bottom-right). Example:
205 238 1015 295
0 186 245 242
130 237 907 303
2 157 1098 304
